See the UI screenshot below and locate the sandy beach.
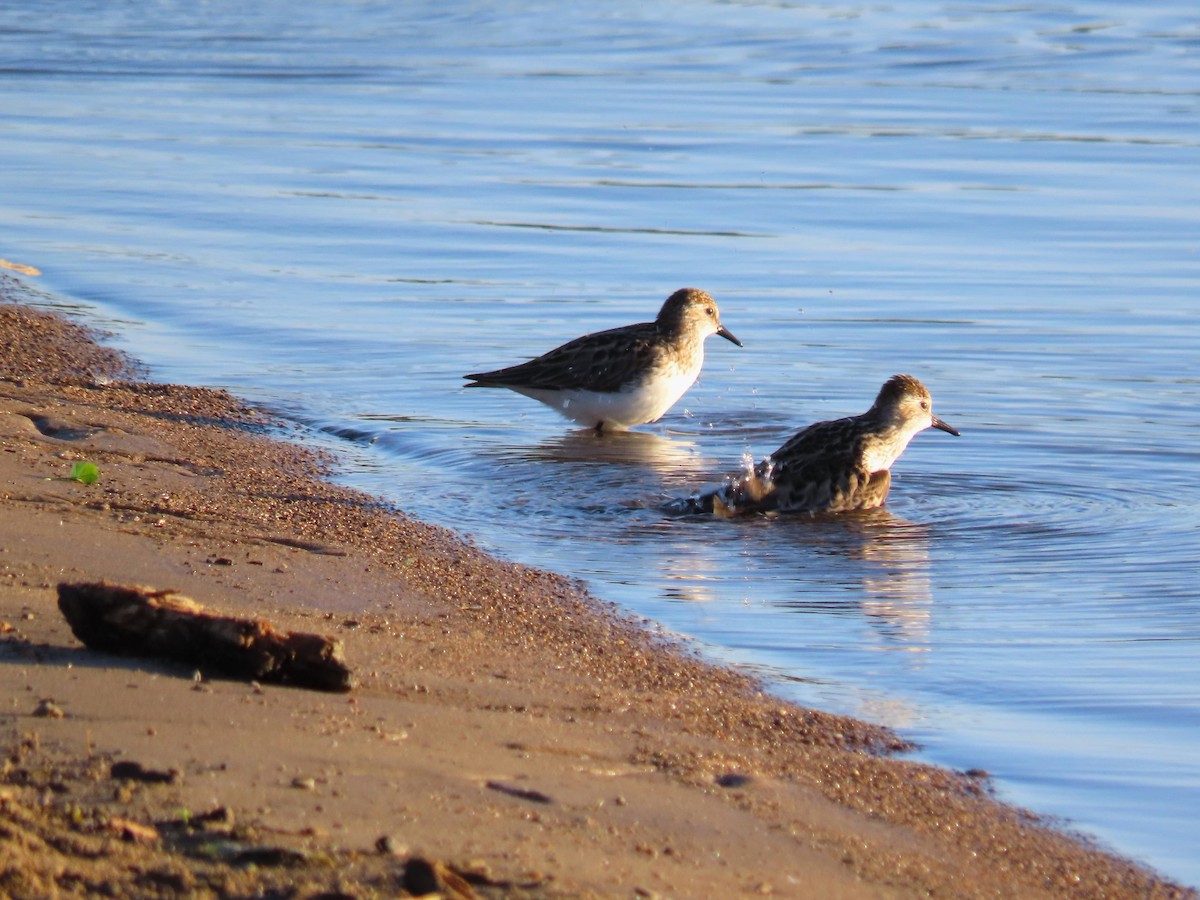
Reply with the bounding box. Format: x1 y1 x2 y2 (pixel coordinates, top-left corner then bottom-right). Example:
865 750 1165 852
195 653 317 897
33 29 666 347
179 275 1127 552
0 277 1192 897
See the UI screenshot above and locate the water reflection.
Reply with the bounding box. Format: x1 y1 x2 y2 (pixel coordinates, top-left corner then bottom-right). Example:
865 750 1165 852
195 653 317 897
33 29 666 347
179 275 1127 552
653 506 935 656
519 428 712 475
777 510 934 657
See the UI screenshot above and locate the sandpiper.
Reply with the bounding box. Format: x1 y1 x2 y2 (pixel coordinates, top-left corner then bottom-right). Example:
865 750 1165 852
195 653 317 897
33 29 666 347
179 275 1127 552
464 288 742 432
671 374 958 516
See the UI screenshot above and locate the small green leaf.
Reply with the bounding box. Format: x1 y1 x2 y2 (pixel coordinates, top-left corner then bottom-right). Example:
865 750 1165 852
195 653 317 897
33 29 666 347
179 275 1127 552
69 461 99 485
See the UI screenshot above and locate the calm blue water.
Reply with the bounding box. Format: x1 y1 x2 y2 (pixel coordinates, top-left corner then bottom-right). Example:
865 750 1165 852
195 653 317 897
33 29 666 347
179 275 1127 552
3 0 1199 885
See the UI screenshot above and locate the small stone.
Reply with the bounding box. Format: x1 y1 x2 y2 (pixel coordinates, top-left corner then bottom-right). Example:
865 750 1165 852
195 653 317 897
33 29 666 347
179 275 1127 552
375 834 408 856
33 699 64 718
402 857 476 898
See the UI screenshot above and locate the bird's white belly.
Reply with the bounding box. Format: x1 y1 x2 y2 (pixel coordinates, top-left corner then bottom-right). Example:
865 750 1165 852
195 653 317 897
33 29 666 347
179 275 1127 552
514 369 698 430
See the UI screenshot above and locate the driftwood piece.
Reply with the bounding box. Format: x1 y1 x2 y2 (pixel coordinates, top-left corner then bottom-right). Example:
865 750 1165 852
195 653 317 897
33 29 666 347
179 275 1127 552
56 582 355 693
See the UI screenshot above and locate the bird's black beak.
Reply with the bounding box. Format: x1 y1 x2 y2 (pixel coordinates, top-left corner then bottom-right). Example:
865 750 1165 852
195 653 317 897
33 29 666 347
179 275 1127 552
717 325 743 347
932 415 960 437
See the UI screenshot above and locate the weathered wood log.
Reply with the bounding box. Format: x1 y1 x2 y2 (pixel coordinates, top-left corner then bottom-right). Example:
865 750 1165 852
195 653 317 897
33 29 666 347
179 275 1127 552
56 582 355 693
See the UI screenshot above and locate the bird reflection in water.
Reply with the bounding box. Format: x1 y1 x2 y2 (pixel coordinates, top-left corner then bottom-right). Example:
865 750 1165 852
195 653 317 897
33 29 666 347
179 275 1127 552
841 509 935 658
520 428 710 473
657 507 935 659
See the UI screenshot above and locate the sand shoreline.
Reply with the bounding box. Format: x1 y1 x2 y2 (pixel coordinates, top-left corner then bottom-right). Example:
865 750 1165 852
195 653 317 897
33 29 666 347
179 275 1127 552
1 278 1192 897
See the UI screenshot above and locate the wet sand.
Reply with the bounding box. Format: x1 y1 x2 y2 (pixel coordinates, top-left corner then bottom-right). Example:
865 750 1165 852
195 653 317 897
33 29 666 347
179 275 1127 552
0 276 1192 897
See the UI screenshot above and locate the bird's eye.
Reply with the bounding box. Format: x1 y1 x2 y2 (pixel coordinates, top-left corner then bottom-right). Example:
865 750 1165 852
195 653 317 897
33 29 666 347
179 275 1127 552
705 307 715 317
920 401 929 410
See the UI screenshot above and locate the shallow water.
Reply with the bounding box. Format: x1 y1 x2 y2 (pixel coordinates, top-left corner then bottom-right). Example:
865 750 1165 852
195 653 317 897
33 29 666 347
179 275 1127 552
3 0 1199 883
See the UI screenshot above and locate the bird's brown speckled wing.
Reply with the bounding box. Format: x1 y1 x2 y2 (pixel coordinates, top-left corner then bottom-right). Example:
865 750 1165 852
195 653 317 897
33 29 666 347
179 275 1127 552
702 416 889 516
767 417 886 513
465 322 663 393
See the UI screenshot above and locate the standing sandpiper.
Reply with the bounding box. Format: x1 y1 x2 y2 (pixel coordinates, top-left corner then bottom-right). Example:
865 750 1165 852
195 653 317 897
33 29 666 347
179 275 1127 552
464 288 742 432
671 374 958 516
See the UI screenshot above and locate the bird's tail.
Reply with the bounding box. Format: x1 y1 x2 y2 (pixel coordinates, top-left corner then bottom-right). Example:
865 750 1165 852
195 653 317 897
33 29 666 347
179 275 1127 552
664 461 776 518
662 491 717 517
